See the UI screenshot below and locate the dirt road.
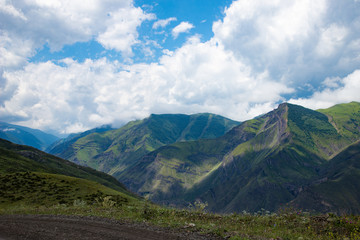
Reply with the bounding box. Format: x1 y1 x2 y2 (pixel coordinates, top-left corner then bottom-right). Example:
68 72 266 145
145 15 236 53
0 215 220 240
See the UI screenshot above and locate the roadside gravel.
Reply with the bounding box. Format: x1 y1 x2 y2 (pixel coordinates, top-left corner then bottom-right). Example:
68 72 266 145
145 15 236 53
0 215 222 240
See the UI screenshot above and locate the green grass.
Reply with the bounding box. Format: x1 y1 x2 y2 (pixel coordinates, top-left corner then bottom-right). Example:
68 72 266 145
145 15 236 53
318 101 360 141
287 103 347 159
0 172 135 208
0 139 135 197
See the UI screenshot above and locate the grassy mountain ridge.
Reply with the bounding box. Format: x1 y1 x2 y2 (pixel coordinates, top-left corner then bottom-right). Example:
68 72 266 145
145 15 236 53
287 103 353 158
118 102 360 213
318 101 360 144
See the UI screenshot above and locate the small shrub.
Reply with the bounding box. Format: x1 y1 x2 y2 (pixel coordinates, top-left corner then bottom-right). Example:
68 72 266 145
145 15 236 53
141 200 153 220
96 196 116 208
189 199 208 213
73 199 87 207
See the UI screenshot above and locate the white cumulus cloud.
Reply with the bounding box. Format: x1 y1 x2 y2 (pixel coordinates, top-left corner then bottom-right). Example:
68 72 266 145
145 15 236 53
289 70 360 110
1 0 360 134
0 36 293 133
212 0 360 88
97 7 155 56
172 22 194 39
153 17 177 29
0 0 153 63
315 24 349 58
0 0 27 20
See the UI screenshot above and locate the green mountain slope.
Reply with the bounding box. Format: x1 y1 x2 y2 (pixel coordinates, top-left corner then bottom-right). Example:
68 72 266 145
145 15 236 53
0 122 59 151
290 140 360 214
45 124 113 159
118 102 360 213
47 113 240 177
0 139 135 197
318 101 360 143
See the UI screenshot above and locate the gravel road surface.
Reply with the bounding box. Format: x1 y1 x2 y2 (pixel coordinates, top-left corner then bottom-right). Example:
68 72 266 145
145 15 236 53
0 215 221 240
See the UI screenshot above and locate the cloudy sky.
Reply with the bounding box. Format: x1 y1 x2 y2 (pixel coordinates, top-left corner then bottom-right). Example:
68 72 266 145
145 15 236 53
1 0 360 135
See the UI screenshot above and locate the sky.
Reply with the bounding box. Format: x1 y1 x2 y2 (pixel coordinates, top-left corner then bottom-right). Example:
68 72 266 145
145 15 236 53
0 0 360 136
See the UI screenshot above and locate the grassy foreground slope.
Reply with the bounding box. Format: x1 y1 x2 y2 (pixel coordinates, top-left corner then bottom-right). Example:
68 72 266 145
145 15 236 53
0 139 135 197
118 102 360 213
0 172 132 208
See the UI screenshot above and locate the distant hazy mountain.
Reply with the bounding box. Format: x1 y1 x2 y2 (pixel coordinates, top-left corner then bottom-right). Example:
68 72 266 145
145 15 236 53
47 113 240 177
0 122 59 151
117 102 360 214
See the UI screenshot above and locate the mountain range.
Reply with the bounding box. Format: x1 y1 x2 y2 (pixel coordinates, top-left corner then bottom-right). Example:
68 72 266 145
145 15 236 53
2 102 360 214
47 113 240 178
114 102 360 213
0 122 59 151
